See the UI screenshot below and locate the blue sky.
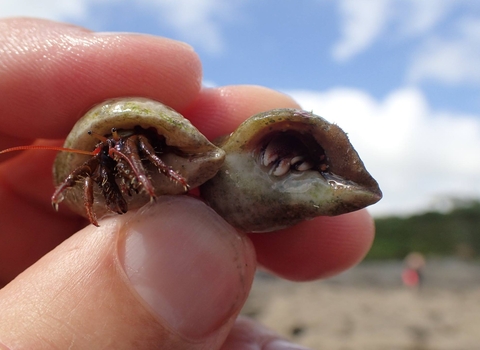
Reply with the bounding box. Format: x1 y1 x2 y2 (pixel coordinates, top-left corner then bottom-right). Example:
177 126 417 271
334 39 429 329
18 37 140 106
2 0 480 216
53 0 480 115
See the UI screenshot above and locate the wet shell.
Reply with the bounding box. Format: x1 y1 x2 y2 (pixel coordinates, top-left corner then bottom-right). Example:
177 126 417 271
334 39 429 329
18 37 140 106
53 97 225 219
200 108 382 232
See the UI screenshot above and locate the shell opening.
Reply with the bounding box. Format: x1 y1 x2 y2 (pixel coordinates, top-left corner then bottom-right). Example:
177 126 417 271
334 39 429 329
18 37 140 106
257 131 330 178
105 126 183 157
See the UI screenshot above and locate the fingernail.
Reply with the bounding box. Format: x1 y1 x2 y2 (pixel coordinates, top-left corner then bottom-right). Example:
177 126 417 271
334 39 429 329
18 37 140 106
118 196 254 339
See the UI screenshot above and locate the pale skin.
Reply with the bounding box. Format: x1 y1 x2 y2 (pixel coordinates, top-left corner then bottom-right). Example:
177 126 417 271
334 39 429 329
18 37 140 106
0 18 375 349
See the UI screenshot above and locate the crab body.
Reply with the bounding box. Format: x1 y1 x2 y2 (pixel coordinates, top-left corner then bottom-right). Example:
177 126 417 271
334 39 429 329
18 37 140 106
52 126 190 226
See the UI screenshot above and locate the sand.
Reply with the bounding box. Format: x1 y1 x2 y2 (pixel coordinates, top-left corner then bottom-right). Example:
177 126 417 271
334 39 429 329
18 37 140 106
242 259 480 349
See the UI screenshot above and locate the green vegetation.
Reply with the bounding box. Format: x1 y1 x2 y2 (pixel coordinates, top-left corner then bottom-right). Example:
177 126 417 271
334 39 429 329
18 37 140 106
366 200 480 260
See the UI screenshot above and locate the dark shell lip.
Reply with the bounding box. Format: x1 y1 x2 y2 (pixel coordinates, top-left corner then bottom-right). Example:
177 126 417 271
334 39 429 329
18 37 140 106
227 109 381 198
201 108 382 232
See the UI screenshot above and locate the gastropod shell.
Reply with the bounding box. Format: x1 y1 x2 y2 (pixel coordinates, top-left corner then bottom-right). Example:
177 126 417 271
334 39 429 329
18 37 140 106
200 108 382 232
52 97 225 225
0 99 381 231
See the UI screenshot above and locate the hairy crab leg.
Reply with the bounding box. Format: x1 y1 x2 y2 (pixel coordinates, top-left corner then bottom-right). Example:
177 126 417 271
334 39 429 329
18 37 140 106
114 159 138 196
83 176 98 226
93 157 128 215
137 135 189 192
108 138 157 199
52 161 98 210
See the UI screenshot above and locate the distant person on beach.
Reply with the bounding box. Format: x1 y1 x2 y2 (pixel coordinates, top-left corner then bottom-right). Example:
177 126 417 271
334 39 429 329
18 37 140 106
402 252 426 289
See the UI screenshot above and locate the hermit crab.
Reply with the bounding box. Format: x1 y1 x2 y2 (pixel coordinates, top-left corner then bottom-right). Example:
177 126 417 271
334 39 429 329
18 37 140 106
1 97 381 231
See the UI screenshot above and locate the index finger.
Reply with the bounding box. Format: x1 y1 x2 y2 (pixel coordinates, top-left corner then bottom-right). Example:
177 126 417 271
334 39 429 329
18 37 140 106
0 17 202 144
0 18 203 283
185 85 376 281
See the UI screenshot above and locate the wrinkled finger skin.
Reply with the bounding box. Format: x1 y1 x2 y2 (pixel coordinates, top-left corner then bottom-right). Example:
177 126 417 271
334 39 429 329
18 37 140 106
0 18 375 285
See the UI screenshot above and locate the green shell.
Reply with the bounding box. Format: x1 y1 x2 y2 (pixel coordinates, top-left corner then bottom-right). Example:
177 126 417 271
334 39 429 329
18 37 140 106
200 109 382 232
53 97 225 219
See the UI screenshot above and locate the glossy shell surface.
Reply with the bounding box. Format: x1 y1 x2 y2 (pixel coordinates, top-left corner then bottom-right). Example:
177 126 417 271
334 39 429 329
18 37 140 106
201 108 382 232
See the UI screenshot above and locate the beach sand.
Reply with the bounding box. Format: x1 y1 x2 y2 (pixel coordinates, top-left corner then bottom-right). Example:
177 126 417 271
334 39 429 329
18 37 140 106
242 259 480 349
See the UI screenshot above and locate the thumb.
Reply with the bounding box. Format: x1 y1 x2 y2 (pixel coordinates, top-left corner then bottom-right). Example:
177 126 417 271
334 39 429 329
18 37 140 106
0 196 256 349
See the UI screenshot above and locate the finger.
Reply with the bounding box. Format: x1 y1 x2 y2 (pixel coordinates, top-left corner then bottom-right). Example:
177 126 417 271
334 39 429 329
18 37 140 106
0 142 86 285
0 85 294 279
182 85 376 280
249 209 375 281
0 15 201 196
0 196 256 348
0 17 202 143
183 85 301 139
0 17 202 281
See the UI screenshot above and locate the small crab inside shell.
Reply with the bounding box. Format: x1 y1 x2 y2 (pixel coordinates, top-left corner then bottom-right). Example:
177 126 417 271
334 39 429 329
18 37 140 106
52 98 225 225
52 126 193 226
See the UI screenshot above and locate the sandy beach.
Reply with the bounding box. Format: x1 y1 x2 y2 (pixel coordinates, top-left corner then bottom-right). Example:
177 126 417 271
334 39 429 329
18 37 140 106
242 259 480 349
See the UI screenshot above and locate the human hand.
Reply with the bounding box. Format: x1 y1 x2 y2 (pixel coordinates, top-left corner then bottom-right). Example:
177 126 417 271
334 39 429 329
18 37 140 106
0 18 375 349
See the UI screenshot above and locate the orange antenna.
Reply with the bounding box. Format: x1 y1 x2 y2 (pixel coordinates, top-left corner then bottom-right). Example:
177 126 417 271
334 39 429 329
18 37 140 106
0 145 95 156
88 130 108 142
111 128 120 141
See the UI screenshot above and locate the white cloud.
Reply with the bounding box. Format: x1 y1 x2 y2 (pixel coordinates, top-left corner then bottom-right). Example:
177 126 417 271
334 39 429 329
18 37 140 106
331 0 480 86
332 0 458 62
394 0 454 36
287 87 480 217
136 0 238 54
0 0 238 54
0 0 88 20
332 0 389 61
407 18 480 84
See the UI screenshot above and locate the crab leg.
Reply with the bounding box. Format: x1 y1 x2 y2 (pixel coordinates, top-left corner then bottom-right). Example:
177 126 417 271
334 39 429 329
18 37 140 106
137 135 189 192
92 157 128 215
51 160 98 211
83 176 98 226
109 137 156 199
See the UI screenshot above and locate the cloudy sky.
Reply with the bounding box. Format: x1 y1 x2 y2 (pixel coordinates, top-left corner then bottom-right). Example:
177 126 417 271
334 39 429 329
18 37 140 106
2 0 480 217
